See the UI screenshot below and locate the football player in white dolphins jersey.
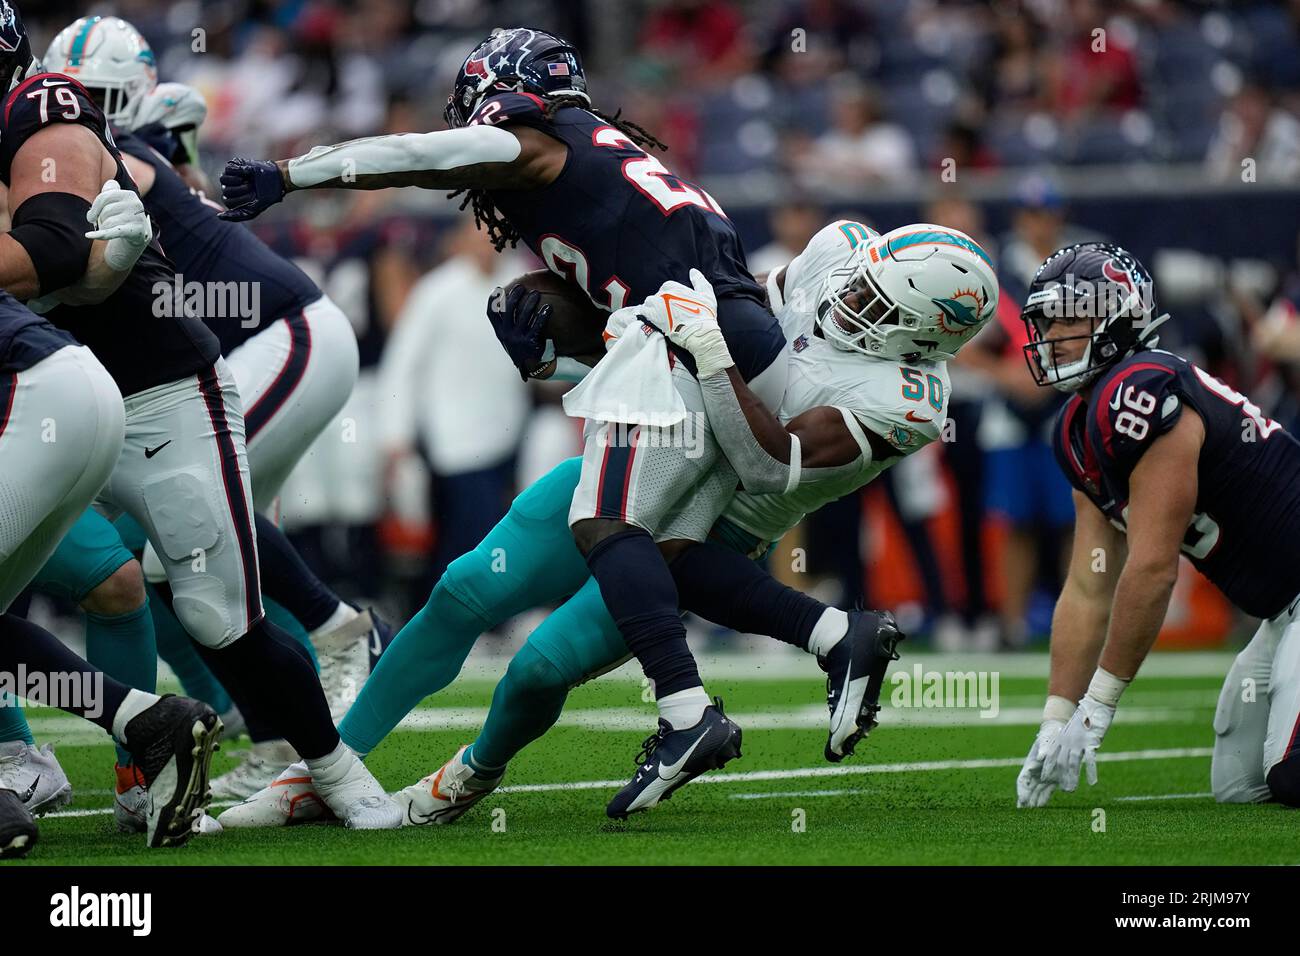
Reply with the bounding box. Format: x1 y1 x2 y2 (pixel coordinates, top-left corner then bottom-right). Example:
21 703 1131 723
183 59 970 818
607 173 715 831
220 221 999 828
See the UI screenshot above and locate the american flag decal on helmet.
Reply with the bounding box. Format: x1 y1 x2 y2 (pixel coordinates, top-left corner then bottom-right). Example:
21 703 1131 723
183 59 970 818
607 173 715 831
548 61 570 76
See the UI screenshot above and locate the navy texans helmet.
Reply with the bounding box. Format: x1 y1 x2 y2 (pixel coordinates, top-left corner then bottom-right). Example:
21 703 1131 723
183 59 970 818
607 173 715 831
1021 242 1169 392
0 1 36 95
444 27 588 129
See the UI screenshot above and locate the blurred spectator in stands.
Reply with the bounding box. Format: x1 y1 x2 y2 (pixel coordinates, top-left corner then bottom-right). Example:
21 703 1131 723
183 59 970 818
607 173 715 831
749 197 824 274
1206 81 1300 184
793 77 917 189
639 0 754 89
377 216 530 594
1044 0 1142 121
1246 0 1300 93
924 193 999 649
998 175 1097 289
955 178 1090 648
931 116 1000 173
958 308 1072 650
761 0 875 74
982 6 1048 117
1244 227 1300 432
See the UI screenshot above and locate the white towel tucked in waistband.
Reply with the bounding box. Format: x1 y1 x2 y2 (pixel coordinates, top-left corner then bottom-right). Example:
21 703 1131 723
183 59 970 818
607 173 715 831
562 322 688 426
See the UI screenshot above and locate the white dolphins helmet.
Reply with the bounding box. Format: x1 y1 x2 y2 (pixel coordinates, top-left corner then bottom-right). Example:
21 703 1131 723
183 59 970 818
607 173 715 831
817 223 999 361
44 16 156 126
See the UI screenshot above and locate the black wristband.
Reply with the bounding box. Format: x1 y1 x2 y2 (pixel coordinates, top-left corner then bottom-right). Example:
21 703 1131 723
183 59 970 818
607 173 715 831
9 191 94 295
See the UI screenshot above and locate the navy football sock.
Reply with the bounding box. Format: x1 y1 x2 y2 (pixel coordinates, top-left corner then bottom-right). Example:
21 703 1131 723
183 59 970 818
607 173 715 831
669 542 825 651
0 613 129 736
195 618 338 760
584 529 701 698
254 513 339 632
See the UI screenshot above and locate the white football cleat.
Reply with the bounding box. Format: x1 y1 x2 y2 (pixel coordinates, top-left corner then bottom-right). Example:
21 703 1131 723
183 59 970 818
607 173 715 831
113 763 148 833
313 749 402 830
0 741 72 817
312 608 378 722
394 746 503 826
210 739 299 800
219 761 333 829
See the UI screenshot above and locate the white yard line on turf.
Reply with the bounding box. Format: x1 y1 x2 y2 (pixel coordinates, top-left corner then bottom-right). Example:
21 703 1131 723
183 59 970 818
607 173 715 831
40 746 1214 819
26 705 1204 745
452 650 1237 682
1114 791 1215 802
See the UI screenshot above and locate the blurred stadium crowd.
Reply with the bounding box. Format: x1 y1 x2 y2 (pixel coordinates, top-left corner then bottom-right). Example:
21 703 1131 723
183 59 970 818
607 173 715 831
20 1 1300 650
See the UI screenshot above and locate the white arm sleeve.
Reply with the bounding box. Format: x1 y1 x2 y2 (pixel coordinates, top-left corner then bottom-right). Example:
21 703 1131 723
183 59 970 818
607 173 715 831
286 126 523 187
766 264 788 311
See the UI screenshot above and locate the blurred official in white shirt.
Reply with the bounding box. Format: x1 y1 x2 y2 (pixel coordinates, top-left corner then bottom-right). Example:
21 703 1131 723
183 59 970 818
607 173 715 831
378 215 530 587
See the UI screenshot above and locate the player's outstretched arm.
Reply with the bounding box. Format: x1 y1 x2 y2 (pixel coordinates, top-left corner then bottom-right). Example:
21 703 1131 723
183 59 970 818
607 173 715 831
1040 410 1205 795
218 124 562 222
1018 489 1125 807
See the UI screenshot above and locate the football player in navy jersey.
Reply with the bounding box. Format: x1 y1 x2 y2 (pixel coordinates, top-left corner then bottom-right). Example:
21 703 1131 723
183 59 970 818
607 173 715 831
0 3 400 829
220 27 908 805
1014 242 1300 808
29 16 392 808
0 285 230 854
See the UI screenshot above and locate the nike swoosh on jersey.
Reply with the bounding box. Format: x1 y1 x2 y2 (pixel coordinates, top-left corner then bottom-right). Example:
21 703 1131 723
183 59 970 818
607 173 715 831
905 411 932 423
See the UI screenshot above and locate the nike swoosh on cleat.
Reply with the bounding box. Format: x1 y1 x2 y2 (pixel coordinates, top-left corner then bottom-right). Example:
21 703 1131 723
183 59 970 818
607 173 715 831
19 775 39 804
657 733 708 781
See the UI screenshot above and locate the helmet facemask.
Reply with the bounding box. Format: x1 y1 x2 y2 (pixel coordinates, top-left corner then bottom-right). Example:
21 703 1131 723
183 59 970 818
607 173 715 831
83 74 153 126
1022 279 1168 392
817 251 921 360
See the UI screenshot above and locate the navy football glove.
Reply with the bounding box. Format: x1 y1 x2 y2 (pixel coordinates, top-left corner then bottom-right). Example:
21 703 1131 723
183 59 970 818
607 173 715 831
218 157 287 221
488 285 554 381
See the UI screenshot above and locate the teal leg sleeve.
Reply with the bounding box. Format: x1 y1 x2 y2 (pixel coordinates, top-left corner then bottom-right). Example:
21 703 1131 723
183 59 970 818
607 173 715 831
0 694 34 745
264 598 317 670
467 577 629 773
339 458 590 755
29 509 155 764
85 603 157 765
150 582 232 715
30 509 134 605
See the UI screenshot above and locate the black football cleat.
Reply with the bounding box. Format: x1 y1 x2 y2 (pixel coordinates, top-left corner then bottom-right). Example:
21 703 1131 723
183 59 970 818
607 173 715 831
123 696 222 848
0 789 38 859
367 606 396 671
819 610 904 762
607 698 742 819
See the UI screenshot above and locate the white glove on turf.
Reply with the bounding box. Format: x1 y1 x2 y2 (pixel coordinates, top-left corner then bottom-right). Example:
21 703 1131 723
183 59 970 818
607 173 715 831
1041 696 1116 793
1016 718 1066 808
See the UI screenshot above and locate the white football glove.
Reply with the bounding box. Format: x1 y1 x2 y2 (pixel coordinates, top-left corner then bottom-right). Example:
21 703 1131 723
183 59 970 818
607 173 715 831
130 82 208 133
85 181 152 271
1016 718 1066 808
640 268 733 378
1041 696 1115 792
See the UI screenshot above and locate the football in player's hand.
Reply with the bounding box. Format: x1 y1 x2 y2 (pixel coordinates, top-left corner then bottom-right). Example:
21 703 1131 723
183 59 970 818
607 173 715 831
503 270 606 359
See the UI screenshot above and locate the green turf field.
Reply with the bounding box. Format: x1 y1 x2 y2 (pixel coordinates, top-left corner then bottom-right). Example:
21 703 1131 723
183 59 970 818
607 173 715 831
9 651 1300 866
